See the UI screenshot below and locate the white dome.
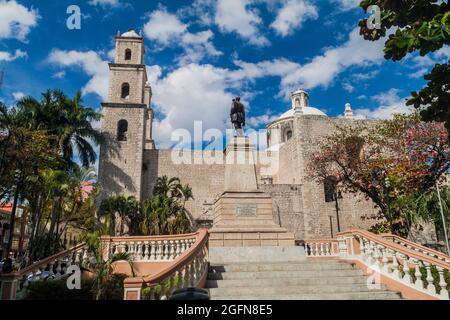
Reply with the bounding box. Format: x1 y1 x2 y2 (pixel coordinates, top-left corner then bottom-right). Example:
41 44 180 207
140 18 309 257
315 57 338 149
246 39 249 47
279 106 327 120
121 30 140 37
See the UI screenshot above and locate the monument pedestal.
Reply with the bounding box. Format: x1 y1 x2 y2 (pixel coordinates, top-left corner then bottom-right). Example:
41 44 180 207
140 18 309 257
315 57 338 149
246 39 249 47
210 137 295 247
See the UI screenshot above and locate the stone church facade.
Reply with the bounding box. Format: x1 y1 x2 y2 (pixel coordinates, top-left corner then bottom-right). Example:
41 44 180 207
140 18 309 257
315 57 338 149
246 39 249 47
98 31 379 241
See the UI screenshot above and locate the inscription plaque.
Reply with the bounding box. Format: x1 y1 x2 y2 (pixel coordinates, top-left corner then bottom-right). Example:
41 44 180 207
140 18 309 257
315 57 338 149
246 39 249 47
236 204 257 217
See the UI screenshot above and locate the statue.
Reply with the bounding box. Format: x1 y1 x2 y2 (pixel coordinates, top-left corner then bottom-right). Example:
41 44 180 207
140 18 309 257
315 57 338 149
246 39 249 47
230 97 245 136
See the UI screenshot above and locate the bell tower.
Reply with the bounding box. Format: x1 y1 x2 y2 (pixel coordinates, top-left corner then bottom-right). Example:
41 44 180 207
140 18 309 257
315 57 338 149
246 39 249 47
98 29 154 201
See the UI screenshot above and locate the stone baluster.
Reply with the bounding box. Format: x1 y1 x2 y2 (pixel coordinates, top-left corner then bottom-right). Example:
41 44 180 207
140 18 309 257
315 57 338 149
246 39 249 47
128 242 135 258
113 243 119 255
402 256 412 284
169 273 176 296
151 241 157 260
423 262 435 295
157 241 164 261
175 240 182 258
144 241 150 261
55 261 62 276
163 240 169 260
391 251 400 279
436 267 450 299
48 262 55 278
169 240 176 260
380 246 389 273
413 259 424 290
136 242 143 261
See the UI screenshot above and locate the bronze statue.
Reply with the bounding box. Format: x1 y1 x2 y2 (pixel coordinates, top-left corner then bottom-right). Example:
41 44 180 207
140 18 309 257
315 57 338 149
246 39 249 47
230 97 245 136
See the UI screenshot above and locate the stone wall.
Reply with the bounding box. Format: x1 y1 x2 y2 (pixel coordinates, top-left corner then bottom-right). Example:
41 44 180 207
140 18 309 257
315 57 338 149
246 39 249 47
143 150 226 220
98 105 146 200
259 184 304 240
294 115 380 239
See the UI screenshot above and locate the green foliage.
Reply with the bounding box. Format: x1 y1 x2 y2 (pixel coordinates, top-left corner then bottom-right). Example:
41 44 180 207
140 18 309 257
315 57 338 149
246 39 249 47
98 176 194 237
358 1 450 134
98 196 141 236
141 274 185 300
25 279 94 300
309 114 450 236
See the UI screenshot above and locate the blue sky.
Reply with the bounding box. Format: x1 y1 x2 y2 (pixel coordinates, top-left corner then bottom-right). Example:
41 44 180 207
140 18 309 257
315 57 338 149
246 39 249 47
0 0 449 149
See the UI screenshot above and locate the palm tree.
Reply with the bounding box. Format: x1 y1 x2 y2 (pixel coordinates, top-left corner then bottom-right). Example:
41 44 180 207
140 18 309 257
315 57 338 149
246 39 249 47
82 228 135 300
153 176 183 198
98 196 141 236
15 90 103 168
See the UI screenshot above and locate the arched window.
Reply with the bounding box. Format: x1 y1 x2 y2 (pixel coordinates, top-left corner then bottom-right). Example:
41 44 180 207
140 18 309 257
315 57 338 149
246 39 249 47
295 98 300 108
121 83 130 99
324 176 338 203
286 130 293 141
117 119 128 141
125 49 132 61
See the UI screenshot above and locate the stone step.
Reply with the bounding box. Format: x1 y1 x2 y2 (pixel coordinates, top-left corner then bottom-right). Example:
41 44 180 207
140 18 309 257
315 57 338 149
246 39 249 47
208 283 387 297
209 262 355 273
207 269 364 280
209 246 306 264
206 275 370 288
210 291 402 300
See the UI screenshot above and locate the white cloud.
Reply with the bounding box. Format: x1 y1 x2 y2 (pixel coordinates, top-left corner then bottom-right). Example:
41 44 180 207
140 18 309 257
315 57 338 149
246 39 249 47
144 8 188 45
342 82 354 93
52 71 66 79
215 0 269 46
247 113 279 128
0 0 39 41
353 89 412 120
144 7 221 64
280 27 385 93
12 91 25 100
331 0 361 11
0 49 27 61
88 0 120 7
47 50 109 100
406 46 450 77
270 0 318 37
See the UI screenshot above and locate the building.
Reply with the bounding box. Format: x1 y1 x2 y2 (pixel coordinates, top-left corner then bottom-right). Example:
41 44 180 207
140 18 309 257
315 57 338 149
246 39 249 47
98 30 380 241
0 204 29 258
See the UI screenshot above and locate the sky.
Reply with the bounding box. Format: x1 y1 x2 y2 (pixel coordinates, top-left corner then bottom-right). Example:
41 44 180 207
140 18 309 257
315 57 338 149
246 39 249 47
0 0 449 151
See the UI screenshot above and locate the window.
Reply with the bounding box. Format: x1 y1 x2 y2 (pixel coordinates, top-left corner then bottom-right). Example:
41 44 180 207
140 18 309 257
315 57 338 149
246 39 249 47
295 98 300 108
286 130 293 141
324 176 338 203
117 119 128 141
121 83 130 99
125 49 132 61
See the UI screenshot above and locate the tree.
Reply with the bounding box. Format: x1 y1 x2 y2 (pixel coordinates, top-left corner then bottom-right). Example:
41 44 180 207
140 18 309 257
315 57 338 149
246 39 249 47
308 114 450 236
98 196 141 236
15 90 103 168
82 227 134 300
358 1 450 133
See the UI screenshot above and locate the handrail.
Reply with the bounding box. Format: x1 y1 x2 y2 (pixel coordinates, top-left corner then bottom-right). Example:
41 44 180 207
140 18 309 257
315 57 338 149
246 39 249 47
337 229 450 270
333 229 450 300
124 229 209 300
18 242 86 276
380 233 450 263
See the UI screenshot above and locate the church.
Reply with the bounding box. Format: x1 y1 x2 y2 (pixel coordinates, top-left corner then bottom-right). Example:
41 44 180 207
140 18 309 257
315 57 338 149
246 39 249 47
98 30 379 242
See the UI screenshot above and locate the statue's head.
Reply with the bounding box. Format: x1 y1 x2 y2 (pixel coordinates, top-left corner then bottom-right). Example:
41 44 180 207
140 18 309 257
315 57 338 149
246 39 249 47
236 96 241 102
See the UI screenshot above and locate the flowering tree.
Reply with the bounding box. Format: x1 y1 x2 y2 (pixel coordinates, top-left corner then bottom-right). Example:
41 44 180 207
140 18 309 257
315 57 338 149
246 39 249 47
308 114 450 235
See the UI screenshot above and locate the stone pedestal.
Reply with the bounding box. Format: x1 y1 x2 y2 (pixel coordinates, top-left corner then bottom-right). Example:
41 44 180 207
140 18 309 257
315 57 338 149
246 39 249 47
210 137 294 247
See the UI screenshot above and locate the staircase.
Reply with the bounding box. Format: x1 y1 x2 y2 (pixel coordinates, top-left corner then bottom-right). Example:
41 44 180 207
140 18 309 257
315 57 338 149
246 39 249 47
206 247 402 300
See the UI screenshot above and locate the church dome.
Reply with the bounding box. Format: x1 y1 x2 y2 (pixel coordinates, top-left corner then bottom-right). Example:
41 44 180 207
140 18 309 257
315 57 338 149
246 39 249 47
121 29 141 38
278 106 327 120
